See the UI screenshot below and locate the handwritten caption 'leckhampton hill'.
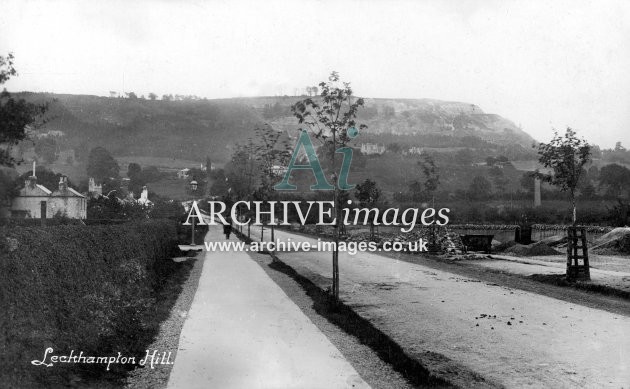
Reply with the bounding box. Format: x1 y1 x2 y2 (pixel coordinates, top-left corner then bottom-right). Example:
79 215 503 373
31 348 173 370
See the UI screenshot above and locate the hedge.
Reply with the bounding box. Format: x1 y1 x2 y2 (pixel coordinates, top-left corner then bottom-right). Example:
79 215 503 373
0 219 179 388
444 224 519 231
531 224 613 233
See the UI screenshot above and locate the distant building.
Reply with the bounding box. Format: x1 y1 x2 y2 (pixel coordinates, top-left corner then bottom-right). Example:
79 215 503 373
11 175 86 219
137 186 153 206
35 130 65 139
88 177 103 198
49 177 87 218
360 143 385 155
271 165 288 176
10 175 51 218
407 146 424 155
177 168 190 179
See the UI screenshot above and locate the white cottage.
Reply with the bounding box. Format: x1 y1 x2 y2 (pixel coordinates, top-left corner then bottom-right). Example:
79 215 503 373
11 175 87 219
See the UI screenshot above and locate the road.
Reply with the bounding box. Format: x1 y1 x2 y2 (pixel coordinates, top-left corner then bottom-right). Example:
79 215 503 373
247 226 630 388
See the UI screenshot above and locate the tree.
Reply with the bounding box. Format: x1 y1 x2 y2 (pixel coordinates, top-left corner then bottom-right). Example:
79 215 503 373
87 195 148 220
162 94 173 101
0 53 17 85
407 180 424 202
150 198 186 220
0 169 17 205
87 147 120 183
252 126 290 205
0 53 47 167
126 162 144 193
148 92 158 101
127 162 142 179
355 179 381 239
615 141 626 152
419 154 440 198
606 199 630 227
587 165 599 180
291 71 367 302
535 127 591 224
467 175 492 200
254 127 290 186
18 166 73 191
125 92 138 99
599 163 630 198
225 141 257 199
209 168 229 196
204 156 213 195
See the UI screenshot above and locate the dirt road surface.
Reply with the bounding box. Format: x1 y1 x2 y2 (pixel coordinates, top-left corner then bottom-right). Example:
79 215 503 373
248 227 630 388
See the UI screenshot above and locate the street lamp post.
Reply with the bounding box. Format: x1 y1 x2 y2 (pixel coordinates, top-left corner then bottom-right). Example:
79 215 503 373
177 179 204 254
190 180 198 246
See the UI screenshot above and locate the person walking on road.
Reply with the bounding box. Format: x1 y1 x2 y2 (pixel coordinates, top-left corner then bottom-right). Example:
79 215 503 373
223 218 232 239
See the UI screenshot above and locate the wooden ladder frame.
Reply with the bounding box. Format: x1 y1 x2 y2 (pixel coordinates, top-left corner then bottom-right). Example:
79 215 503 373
566 226 590 280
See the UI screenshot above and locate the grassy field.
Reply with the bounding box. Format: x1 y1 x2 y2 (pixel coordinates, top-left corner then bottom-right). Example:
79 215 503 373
148 176 194 201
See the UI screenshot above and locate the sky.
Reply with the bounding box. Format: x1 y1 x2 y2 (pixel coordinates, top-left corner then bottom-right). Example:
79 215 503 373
1 0 629 148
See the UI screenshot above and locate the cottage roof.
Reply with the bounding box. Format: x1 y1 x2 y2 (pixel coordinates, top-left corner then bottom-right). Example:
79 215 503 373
51 187 85 198
18 184 52 197
37 185 52 195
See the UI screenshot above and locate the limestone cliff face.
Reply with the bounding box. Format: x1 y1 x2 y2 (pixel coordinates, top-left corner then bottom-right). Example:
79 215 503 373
257 96 534 147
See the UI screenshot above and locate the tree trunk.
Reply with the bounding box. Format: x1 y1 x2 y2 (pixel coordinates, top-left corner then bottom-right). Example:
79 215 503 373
571 193 577 225
332 130 339 303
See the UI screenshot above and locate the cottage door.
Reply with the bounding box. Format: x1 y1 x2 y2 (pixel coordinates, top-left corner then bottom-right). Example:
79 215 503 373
40 201 47 219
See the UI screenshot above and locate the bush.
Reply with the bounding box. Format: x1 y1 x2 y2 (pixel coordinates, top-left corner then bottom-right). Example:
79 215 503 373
0 219 179 387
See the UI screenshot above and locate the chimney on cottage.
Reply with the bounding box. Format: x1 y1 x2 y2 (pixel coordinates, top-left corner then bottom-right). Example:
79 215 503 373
26 160 37 188
26 175 37 189
58 176 68 192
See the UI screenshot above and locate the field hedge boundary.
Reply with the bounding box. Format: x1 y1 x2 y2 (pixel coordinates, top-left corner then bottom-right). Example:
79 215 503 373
530 224 613 233
0 219 179 387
